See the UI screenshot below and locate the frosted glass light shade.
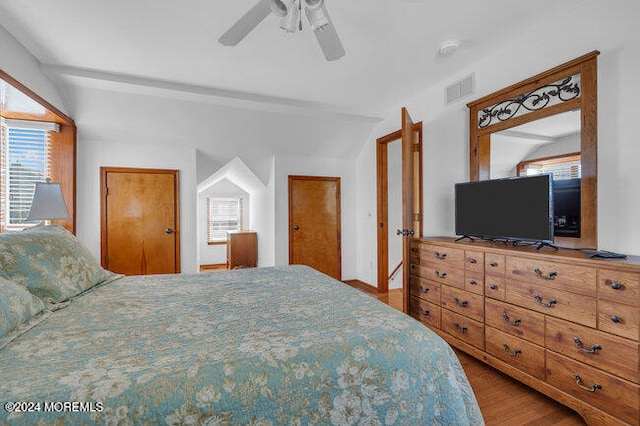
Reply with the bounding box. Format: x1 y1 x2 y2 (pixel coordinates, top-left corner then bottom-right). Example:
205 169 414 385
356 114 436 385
26 182 69 221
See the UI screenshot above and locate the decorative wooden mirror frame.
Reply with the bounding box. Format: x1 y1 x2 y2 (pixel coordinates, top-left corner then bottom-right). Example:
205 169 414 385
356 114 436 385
467 51 599 249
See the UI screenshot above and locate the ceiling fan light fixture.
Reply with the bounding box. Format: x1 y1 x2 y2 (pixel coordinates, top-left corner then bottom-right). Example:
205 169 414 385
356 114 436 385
270 0 289 18
305 5 329 31
304 0 324 10
280 5 299 32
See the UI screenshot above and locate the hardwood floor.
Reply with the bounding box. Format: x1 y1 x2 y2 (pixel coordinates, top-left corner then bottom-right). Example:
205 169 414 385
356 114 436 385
347 285 586 426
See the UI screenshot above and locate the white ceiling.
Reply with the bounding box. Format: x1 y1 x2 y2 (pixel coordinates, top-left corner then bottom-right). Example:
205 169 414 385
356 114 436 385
0 0 560 116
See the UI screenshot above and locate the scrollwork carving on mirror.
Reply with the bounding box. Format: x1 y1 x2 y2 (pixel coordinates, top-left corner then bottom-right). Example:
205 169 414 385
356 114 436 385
467 51 599 249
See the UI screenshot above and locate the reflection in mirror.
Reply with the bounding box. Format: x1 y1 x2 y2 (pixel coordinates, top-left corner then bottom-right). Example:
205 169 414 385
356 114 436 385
490 109 582 238
490 109 581 179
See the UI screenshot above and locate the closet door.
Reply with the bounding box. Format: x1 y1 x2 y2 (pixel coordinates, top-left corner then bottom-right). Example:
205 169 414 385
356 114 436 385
101 167 180 275
289 176 341 280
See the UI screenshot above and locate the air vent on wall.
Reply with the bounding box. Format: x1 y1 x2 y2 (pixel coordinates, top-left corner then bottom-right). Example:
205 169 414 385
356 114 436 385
445 73 475 106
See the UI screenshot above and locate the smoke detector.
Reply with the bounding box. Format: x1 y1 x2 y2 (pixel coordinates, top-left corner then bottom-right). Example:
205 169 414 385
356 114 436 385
438 39 461 56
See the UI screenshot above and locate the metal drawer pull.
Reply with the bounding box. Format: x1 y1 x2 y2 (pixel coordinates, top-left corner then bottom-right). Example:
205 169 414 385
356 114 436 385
611 282 622 290
419 307 430 316
490 261 498 267
454 298 468 307
435 271 447 279
573 337 602 354
534 295 557 307
435 252 447 260
411 265 417 270
611 316 621 323
503 344 521 357
468 258 477 264
534 268 557 280
411 247 419 253
469 280 477 286
490 284 498 290
573 374 602 393
502 313 521 326
453 323 468 333
418 285 429 293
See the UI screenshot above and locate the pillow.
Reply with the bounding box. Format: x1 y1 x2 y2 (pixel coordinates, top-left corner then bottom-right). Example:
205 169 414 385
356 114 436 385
0 275 45 338
0 225 117 304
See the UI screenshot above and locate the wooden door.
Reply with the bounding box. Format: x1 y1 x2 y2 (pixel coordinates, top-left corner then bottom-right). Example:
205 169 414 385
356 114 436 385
401 107 421 312
101 167 180 275
289 176 341 280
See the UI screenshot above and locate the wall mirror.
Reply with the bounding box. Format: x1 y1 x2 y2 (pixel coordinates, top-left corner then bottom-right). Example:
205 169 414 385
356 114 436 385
467 51 599 248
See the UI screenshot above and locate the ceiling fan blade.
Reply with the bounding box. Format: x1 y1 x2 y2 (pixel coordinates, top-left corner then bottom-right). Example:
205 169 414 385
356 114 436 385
312 5 345 61
218 0 273 46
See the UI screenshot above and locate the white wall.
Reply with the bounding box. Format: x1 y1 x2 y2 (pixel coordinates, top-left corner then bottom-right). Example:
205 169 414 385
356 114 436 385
356 5 640 286
274 154 358 280
198 179 250 266
0 25 68 115
77 139 198 274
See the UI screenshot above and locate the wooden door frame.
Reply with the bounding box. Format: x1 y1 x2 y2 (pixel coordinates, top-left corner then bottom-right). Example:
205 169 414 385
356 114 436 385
288 175 342 280
100 167 181 272
376 122 422 293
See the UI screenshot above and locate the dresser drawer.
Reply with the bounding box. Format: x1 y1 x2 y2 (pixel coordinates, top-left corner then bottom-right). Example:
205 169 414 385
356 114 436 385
598 270 640 307
546 351 640 425
442 309 484 350
486 326 545 379
546 316 639 383
507 256 597 297
485 298 545 346
418 244 465 270
409 296 441 329
410 264 464 288
598 300 640 341
485 253 505 277
505 279 596 328
441 286 484 322
465 250 484 273
485 276 506 301
465 271 484 295
409 275 441 304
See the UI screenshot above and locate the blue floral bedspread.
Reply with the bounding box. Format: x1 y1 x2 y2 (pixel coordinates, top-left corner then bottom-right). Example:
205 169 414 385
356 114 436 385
0 265 483 425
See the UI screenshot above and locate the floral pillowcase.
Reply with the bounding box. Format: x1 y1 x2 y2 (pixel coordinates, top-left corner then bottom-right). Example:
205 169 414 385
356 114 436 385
0 275 45 339
0 225 118 305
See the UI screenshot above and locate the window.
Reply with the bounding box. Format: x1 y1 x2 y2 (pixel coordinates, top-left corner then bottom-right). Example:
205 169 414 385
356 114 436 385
0 118 57 230
207 196 243 243
518 153 581 180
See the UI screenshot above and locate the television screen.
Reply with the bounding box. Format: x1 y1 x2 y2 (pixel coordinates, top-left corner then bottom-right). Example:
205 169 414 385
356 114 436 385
455 174 554 243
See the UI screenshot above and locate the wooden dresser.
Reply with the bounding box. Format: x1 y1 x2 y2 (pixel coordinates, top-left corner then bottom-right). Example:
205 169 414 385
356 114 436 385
226 231 257 269
409 237 640 426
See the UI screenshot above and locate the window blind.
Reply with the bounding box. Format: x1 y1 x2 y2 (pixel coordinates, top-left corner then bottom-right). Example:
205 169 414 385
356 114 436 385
207 197 243 242
0 119 56 230
523 160 581 180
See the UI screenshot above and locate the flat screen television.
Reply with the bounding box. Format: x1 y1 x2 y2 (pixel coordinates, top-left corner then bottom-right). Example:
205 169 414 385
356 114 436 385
455 174 554 244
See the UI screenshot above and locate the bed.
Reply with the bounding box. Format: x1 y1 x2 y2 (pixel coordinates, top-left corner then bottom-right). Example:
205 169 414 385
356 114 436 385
0 225 483 425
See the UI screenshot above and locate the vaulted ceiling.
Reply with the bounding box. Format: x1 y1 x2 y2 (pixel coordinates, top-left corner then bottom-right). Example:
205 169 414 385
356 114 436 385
0 0 570 116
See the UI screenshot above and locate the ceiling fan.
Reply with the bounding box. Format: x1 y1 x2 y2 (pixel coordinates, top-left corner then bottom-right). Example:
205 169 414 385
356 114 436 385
218 0 345 61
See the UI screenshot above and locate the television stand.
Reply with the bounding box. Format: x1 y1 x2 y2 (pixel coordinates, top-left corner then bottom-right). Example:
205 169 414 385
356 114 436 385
454 235 476 242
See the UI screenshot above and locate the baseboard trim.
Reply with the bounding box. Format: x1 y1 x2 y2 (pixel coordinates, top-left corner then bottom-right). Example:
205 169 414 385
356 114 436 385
343 279 379 294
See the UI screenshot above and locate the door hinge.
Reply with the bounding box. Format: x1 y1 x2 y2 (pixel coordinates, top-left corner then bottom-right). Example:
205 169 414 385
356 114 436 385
105 186 109 196
414 213 422 222
413 143 420 152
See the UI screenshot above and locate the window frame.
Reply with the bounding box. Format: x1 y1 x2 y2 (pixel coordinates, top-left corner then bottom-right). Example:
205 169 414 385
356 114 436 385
0 69 76 234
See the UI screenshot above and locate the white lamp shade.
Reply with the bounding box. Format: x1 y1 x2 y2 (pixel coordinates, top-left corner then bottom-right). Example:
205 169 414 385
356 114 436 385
27 182 70 221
